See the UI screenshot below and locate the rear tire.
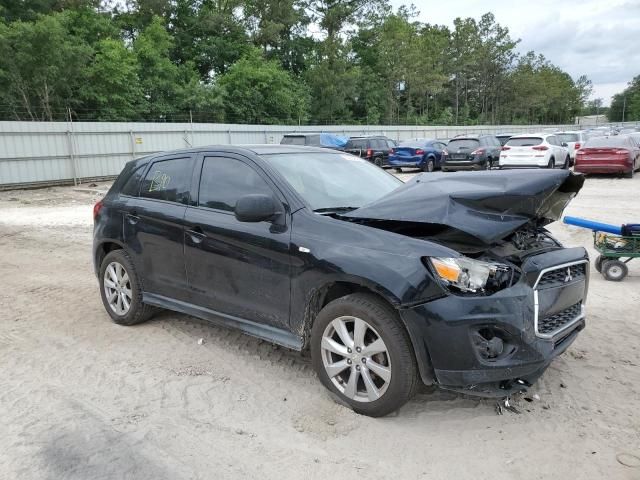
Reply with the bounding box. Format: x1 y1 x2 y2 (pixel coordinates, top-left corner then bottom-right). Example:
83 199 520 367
394 168 402 173
547 157 555 169
310 293 418 417
374 157 383 167
99 249 156 326
421 158 435 172
625 168 634 179
602 259 628 281
484 159 491 170
594 255 604 273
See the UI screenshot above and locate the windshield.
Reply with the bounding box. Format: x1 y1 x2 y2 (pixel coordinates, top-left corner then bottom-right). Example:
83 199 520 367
556 133 579 143
585 137 630 148
447 139 479 149
262 152 402 211
506 137 543 147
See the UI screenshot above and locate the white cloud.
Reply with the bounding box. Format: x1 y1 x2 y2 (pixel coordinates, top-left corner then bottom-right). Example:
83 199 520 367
394 0 640 105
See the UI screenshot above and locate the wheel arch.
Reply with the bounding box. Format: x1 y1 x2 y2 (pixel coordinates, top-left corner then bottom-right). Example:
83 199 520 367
94 239 127 276
301 280 436 385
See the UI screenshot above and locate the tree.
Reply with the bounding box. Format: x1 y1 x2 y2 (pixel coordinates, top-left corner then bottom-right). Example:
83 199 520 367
80 39 143 120
0 13 92 120
168 0 250 80
217 48 309 124
245 0 312 73
609 76 640 122
133 16 184 119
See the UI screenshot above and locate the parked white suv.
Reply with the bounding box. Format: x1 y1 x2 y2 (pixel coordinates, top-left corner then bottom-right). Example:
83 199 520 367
499 133 571 169
555 131 589 166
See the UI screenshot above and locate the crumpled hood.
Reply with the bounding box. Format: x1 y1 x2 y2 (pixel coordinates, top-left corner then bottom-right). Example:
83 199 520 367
344 170 584 245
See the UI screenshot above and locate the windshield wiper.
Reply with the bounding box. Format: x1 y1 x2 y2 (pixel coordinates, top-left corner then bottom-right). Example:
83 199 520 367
313 206 359 215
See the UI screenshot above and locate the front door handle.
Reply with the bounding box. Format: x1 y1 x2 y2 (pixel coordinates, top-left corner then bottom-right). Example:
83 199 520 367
186 226 206 244
126 213 139 225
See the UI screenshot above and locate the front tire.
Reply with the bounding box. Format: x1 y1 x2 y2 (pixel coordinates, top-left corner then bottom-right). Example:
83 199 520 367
563 156 570 169
310 293 418 417
99 249 155 325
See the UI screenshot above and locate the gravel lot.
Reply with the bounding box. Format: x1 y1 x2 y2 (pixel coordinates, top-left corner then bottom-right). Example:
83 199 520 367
1 171 639 479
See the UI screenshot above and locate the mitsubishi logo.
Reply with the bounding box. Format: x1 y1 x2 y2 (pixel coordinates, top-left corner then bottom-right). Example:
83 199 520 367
564 267 573 283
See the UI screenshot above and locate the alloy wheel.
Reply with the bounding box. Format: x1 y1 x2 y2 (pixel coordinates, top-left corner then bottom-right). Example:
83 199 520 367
103 261 132 316
320 316 391 402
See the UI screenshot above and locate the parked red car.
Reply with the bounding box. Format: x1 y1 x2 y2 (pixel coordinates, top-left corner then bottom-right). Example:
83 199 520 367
574 135 640 178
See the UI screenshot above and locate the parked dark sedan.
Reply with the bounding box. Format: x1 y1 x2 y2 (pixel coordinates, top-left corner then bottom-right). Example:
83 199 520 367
388 139 447 172
441 134 502 171
93 145 588 417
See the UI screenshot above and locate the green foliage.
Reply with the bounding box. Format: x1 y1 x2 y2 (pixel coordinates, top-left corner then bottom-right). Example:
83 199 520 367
0 1 607 124
218 48 309 124
609 76 640 122
0 13 91 120
80 39 143 121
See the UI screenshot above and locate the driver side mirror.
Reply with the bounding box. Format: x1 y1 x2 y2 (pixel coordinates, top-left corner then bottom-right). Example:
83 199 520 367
234 194 280 222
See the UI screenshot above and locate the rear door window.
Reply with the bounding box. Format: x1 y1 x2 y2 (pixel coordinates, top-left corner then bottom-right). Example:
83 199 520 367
139 157 195 204
198 156 274 213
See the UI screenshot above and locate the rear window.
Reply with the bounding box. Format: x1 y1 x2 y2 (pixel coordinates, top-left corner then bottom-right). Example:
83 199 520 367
281 136 306 146
447 139 480 149
585 137 631 148
556 133 579 143
505 137 543 147
399 141 427 148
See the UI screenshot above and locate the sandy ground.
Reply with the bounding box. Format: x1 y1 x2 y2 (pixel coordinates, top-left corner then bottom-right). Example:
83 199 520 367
0 172 639 480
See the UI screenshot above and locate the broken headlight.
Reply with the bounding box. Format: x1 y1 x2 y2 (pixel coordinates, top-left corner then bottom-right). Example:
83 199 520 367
428 256 513 294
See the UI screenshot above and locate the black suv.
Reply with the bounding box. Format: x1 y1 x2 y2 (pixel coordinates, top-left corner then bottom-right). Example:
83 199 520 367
94 145 588 417
442 134 502 171
344 135 396 167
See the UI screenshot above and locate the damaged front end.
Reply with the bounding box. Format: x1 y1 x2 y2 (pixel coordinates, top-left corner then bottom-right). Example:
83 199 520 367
342 170 589 397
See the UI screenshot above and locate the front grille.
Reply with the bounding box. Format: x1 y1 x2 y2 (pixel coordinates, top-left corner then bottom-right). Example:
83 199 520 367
537 263 586 289
538 302 582 335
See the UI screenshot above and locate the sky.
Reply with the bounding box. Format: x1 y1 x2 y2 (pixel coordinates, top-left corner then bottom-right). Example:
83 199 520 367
392 0 640 106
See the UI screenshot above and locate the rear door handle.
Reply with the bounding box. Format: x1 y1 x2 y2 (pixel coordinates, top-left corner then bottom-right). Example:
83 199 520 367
126 213 139 225
186 226 206 244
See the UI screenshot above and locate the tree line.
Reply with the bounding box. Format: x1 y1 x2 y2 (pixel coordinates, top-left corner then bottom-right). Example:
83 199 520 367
0 0 595 125
609 76 640 122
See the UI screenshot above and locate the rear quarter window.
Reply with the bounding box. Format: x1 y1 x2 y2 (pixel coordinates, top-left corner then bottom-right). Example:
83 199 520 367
119 165 145 196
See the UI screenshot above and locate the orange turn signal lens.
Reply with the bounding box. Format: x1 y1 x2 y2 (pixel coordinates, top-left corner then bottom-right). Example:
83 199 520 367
431 258 461 283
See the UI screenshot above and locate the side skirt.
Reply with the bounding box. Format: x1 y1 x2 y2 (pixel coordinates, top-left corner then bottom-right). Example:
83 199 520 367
143 292 304 351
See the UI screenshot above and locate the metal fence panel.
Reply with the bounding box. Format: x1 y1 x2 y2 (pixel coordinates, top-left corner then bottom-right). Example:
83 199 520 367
0 120 633 189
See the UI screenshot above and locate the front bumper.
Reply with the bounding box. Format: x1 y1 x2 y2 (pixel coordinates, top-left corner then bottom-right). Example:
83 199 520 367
399 247 589 397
